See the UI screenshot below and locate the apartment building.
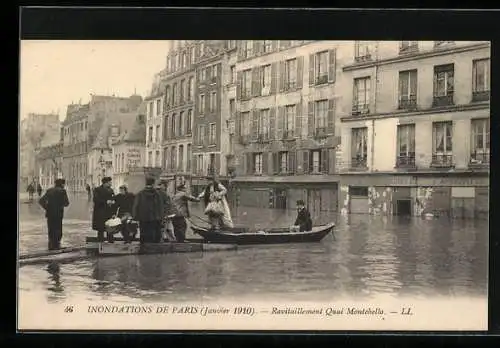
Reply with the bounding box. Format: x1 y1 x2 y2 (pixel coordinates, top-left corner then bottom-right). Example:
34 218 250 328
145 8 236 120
35 141 64 190
231 40 344 215
338 41 490 219
161 40 197 193
145 72 166 169
191 40 230 194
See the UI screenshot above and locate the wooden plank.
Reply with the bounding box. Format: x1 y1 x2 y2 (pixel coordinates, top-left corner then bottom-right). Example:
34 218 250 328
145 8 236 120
85 237 204 243
19 251 89 266
19 247 86 260
95 242 237 256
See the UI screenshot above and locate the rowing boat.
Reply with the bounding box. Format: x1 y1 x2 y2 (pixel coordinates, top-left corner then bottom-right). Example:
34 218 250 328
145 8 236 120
190 222 335 245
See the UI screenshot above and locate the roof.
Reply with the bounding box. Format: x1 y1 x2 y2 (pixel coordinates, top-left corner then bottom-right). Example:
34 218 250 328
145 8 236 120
91 112 137 150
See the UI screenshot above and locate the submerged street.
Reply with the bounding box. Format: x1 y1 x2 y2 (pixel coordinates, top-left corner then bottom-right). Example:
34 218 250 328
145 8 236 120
18 193 488 304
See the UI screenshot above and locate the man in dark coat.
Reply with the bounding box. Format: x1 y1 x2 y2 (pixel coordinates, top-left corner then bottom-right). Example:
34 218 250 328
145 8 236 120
112 185 137 243
172 184 200 242
38 178 70 250
36 182 42 197
294 200 313 232
132 177 164 244
85 183 92 201
92 177 115 242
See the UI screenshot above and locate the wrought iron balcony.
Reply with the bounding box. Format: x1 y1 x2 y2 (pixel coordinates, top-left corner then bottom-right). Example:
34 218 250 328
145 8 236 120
282 130 295 140
398 95 417 110
396 155 416 168
315 74 328 85
432 93 454 107
315 127 328 138
257 133 270 143
354 54 372 63
472 90 490 102
352 104 370 116
469 151 490 167
349 156 368 170
431 154 454 168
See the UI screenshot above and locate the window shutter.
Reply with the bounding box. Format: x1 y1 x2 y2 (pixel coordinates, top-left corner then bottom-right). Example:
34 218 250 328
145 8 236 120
303 150 310 174
295 100 303 139
279 61 285 93
252 68 261 97
328 48 337 83
270 62 278 95
308 101 315 136
204 125 209 147
321 148 329 174
236 71 242 100
215 153 221 175
276 106 285 140
262 152 269 174
309 53 315 85
289 151 296 174
251 110 259 140
296 56 304 89
269 108 276 140
235 111 241 137
272 152 279 174
328 148 335 174
246 153 253 174
327 99 336 135
254 40 262 56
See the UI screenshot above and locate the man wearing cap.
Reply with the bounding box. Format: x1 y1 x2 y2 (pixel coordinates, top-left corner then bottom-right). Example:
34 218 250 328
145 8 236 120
294 200 313 232
38 178 70 250
172 184 200 242
157 180 175 241
92 177 115 242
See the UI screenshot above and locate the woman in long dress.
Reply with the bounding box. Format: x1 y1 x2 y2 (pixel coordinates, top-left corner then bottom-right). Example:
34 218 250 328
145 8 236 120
199 176 234 229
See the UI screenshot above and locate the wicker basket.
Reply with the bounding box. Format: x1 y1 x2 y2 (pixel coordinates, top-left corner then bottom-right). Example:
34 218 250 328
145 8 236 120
105 217 122 235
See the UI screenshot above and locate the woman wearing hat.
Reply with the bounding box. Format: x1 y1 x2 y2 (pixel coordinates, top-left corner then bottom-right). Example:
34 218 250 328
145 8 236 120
199 176 234 230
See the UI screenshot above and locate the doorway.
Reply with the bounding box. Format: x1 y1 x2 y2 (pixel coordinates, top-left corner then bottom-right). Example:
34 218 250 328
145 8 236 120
396 199 412 216
275 189 287 210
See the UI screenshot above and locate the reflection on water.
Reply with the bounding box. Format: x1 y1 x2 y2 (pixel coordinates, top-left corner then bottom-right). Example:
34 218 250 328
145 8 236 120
18 196 488 303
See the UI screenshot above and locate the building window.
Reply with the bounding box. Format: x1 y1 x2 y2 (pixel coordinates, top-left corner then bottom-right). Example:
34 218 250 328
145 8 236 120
209 123 216 145
263 40 273 53
164 115 170 139
400 41 418 53
172 114 176 137
148 102 154 119
178 145 184 171
155 125 160 143
187 77 194 101
285 58 297 90
200 68 207 82
172 83 177 105
179 111 184 136
253 153 263 174
284 105 295 138
210 65 218 80
179 79 185 103
351 127 368 168
190 46 196 64
210 91 217 112
148 126 153 143
432 121 453 167
353 77 370 114
165 86 171 106
155 150 160 167
196 154 204 175
354 41 372 60
396 124 416 167
182 52 187 68
229 65 236 84
156 99 162 116
471 118 490 164
261 64 272 93
258 109 270 139
186 144 192 171
279 151 288 173
433 64 454 106
398 69 418 110
315 51 328 85
229 99 235 116
198 124 205 145
472 58 490 101
242 69 252 98
199 94 205 114
240 111 250 138
209 154 216 175
314 100 328 136
186 110 193 135
148 151 152 167
244 41 254 58
164 147 170 169
170 146 176 170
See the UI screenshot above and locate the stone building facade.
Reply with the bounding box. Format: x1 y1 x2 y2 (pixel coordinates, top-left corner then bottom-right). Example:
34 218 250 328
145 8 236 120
338 41 490 219
35 141 64 190
230 41 345 217
144 72 166 170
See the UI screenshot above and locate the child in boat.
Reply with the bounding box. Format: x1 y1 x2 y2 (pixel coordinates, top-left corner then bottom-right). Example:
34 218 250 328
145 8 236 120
294 200 313 232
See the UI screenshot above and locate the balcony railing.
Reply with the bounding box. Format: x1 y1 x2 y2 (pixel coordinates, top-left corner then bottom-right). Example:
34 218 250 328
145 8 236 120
282 130 295 140
432 93 454 107
257 133 270 143
396 155 416 168
284 81 297 91
469 151 490 166
352 104 370 116
398 95 417 110
315 74 328 85
399 44 419 55
472 90 490 102
431 154 454 168
354 53 372 63
349 156 368 170
315 127 328 138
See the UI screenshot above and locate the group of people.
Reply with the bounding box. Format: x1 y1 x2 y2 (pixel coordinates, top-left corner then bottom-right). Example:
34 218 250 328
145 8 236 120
26 181 43 202
91 175 234 244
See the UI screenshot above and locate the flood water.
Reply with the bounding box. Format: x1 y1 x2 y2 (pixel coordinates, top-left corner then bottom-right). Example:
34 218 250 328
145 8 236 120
18 193 488 305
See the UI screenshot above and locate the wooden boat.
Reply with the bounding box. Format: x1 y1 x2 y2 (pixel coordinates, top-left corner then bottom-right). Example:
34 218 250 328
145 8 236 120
190 222 335 245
